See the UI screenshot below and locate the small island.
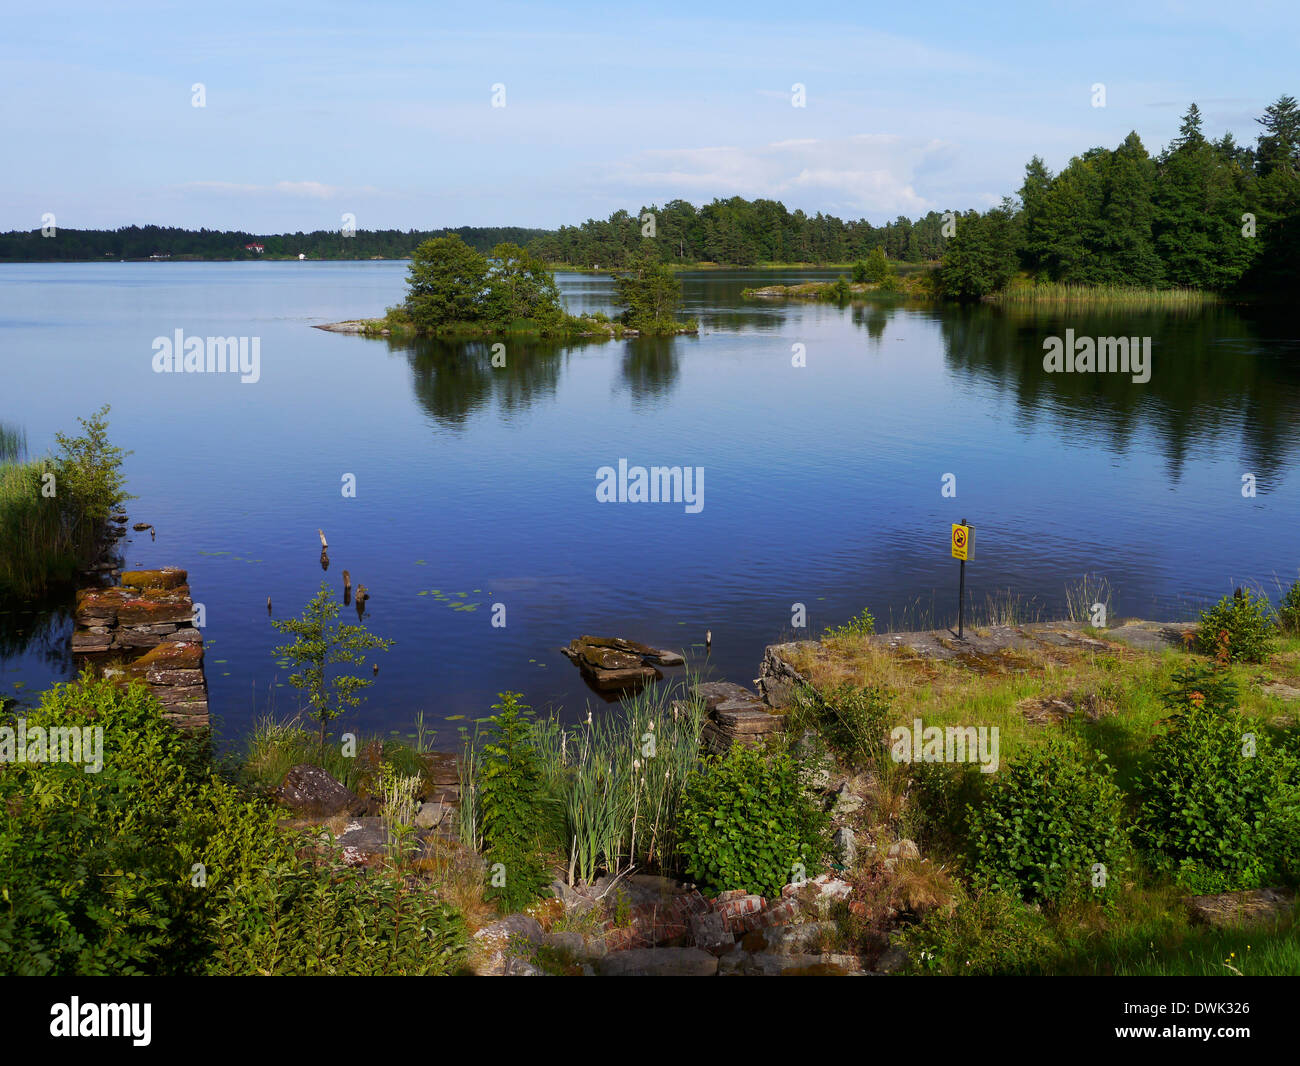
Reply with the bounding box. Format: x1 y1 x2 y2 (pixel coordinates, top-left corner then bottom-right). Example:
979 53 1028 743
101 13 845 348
318 235 697 340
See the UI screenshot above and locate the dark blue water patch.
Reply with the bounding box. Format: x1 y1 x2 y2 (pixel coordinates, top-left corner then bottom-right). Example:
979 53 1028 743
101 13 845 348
2 262 1298 751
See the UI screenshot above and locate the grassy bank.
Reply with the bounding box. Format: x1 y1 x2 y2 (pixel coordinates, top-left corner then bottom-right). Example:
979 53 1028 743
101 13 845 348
346 306 697 340
777 585 1300 975
0 406 130 597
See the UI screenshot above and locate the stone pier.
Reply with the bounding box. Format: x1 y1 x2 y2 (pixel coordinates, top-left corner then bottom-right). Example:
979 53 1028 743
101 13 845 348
71 567 210 729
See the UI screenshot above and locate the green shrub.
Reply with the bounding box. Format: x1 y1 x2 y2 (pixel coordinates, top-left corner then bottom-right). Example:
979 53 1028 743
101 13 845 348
851 259 869 283
677 745 829 897
906 760 988 859
967 736 1129 903
860 246 890 284
0 675 467 975
826 275 852 302
1136 685 1300 890
790 681 892 772
1195 588 1276 663
900 885 1060 975
1278 579 1300 635
477 691 551 912
823 606 875 639
206 862 467 975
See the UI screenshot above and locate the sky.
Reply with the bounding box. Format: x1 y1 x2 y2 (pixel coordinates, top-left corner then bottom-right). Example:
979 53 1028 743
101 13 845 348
2 0 1297 232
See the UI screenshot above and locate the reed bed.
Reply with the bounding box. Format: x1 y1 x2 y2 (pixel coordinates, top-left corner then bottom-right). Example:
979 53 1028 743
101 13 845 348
458 678 708 885
993 282 1215 310
0 461 80 596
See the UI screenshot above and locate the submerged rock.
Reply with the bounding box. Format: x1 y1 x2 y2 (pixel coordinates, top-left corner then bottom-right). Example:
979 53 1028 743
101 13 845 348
561 635 684 690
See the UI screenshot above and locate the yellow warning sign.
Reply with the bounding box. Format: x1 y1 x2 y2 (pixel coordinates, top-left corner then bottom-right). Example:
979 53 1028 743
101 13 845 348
951 523 972 561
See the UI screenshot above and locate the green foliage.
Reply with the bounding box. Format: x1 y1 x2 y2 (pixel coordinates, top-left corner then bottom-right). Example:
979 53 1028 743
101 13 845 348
826 275 852 302
206 861 467 975
1279 579 1300 635
404 234 491 329
677 745 829 897
271 582 394 750
0 406 131 597
823 606 875 638
1161 660 1240 714
936 202 1020 298
957 96 1300 298
0 224 550 262
906 760 988 859
477 692 551 912
401 236 571 335
967 736 1129 902
1136 673 1300 890
52 404 132 525
900 885 1060 975
530 680 707 884
790 681 892 773
527 198 951 268
1195 588 1277 663
481 242 565 329
860 245 891 283
613 253 685 332
0 675 466 975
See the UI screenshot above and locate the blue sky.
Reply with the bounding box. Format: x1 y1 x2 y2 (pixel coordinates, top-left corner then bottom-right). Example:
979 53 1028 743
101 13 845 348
2 0 1296 231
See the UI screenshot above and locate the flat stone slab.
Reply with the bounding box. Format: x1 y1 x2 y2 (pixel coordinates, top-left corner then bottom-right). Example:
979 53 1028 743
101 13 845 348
694 681 759 709
1104 621 1196 652
1261 680 1300 702
120 567 188 590
1187 888 1295 929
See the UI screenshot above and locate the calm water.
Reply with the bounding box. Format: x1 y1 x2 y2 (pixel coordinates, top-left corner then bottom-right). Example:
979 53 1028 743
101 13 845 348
3 262 1299 747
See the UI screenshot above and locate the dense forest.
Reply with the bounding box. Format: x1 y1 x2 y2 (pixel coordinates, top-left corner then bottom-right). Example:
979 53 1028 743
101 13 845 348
527 198 952 266
0 225 551 261
938 96 1300 298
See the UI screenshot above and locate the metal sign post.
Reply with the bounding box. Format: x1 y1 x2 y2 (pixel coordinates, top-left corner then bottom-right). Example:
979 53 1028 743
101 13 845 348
951 519 973 640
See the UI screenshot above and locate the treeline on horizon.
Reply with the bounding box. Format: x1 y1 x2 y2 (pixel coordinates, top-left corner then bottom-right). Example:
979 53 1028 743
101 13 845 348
0 204 947 267
937 96 1300 299
5 94 1297 297
0 225 551 262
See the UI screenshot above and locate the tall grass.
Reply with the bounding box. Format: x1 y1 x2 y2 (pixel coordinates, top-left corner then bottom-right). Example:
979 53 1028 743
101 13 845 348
0 406 131 597
1065 573 1115 627
0 462 79 596
0 422 25 462
458 678 709 886
993 282 1215 310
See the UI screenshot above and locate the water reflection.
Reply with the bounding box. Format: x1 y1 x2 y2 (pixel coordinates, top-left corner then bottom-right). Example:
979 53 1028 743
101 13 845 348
620 336 682 402
936 304 1300 483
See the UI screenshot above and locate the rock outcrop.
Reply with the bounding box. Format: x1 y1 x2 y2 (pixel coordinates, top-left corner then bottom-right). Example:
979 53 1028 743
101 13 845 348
562 635 685 691
71 567 210 729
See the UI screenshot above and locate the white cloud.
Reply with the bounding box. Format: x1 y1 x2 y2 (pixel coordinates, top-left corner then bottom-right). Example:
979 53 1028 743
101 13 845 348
176 180 347 199
608 135 953 218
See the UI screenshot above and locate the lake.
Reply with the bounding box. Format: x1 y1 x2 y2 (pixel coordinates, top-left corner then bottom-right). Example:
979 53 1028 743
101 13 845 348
2 261 1298 748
